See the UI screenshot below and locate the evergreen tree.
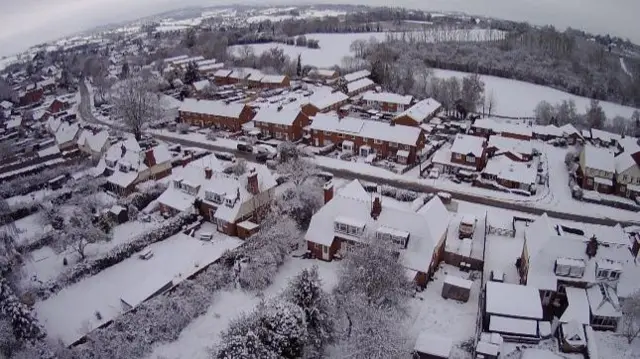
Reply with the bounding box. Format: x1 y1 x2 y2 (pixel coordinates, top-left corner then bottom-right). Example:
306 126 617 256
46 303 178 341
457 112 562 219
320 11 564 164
0 279 42 341
284 267 335 357
296 55 302 77
120 62 130 79
184 61 200 85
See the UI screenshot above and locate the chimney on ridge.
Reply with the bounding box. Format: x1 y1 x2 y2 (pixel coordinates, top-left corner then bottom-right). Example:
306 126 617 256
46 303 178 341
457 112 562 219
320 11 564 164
247 168 259 195
204 167 212 180
370 189 382 220
144 149 156 167
120 144 126 157
323 181 334 204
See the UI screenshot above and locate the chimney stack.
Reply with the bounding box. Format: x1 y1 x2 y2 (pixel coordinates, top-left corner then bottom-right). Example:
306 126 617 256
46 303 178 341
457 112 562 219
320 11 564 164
247 168 259 195
144 149 156 167
323 181 334 204
204 167 212 179
370 192 382 220
120 144 126 157
586 235 599 259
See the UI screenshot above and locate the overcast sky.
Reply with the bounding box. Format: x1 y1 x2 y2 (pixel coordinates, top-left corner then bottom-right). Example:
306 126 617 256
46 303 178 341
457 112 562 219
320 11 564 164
1 0 639 57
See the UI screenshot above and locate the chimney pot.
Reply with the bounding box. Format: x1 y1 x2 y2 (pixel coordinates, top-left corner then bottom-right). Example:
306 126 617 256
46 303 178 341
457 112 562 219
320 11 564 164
323 181 334 204
204 166 212 179
247 168 259 195
370 194 382 220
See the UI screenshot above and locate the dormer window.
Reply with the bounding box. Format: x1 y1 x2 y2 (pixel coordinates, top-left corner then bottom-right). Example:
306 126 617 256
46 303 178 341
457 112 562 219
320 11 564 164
334 216 365 237
376 226 409 248
596 260 623 281
554 258 585 278
173 179 183 189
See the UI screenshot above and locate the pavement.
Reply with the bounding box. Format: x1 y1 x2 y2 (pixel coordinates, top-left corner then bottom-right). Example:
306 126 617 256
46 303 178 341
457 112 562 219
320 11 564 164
77 81 639 227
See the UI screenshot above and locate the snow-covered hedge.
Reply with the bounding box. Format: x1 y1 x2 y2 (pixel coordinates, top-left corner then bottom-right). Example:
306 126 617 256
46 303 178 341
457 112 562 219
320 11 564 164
35 212 196 300
380 185 419 202
118 181 168 211
0 279 43 342
74 261 233 359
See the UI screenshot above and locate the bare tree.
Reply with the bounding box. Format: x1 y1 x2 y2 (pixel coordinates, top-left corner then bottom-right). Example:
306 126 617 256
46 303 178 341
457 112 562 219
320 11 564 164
112 77 161 140
484 90 497 116
229 158 248 176
622 291 640 344
586 99 606 130
535 101 556 125
276 157 318 186
59 207 109 260
611 116 629 135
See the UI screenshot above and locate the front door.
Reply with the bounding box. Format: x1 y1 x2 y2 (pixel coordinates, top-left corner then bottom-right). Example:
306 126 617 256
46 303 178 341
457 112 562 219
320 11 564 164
322 245 330 261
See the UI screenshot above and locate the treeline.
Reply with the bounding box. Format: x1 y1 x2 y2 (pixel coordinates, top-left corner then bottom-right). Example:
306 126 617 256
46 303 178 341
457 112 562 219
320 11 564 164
370 25 640 107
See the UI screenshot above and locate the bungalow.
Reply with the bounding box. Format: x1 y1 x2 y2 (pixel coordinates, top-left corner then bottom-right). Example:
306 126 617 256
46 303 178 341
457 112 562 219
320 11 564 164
471 118 533 140
157 155 276 238
191 79 211 95
54 122 81 151
392 98 441 126
308 68 339 82
578 145 615 193
102 138 173 195
533 124 563 141
301 91 349 117
343 69 371 83
519 214 636 330
252 106 309 141
305 180 450 287
345 78 376 96
307 113 426 165
259 75 290 89
77 130 110 158
482 156 537 193
361 91 413 113
433 134 486 174
589 128 619 147
614 150 640 199
179 98 255 131
486 135 533 162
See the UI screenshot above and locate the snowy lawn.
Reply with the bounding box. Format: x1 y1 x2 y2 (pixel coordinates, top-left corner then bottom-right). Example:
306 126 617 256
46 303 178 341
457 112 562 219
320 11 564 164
145 257 339 359
432 68 639 119
1 212 46 246
148 129 239 151
594 331 640 359
35 230 243 346
230 30 503 68
407 264 480 359
5 188 56 207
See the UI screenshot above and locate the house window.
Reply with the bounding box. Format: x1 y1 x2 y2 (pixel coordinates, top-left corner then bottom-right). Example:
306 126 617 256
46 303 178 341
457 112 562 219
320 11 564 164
454 153 462 160
323 245 328 254
374 139 382 144
389 142 398 148
275 132 283 139
609 270 621 280
466 156 476 164
596 269 609 279
334 220 364 237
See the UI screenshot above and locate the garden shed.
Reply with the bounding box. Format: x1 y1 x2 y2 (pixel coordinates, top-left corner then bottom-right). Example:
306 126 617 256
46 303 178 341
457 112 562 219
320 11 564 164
413 331 452 359
441 275 473 302
108 205 128 224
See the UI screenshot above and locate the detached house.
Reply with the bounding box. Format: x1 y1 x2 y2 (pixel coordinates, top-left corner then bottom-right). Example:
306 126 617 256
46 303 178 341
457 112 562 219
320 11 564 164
54 122 81 151
578 145 615 193
345 78 376 96
191 79 211 95
519 214 637 331
252 106 310 141
486 135 533 162
308 68 339 83
308 113 426 165
362 91 413 113
433 134 486 174
259 75 290 89
614 150 640 199
306 180 450 287
392 98 442 126
157 155 277 238
471 118 533 140
179 98 255 131
77 130 109 158
47 99 71 115
102 138 173 195
343 69 371 83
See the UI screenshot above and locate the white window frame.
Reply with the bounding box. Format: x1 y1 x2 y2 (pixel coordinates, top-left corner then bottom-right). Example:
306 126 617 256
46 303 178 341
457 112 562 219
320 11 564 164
374 139 382 144
597 269 609 279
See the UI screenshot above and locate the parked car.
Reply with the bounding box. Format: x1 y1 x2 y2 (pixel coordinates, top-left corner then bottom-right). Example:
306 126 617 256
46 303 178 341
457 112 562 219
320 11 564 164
237 143 253 153
214 152 235 162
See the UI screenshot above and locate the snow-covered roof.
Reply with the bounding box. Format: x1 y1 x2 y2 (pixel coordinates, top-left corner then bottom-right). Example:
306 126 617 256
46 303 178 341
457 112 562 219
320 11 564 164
489 315 538 336
614 150 640 174
199 63 224 72
582 145 615 173
444 275 473 289
562 321 586 345
0 100 13 110
309 113 422 146
488 135 532 155
252 106 303 126
179 98 246 119
362 91 412 105
54 122 80 145
260 75 287 84
309 68 337 78
560 287 590 324
590 128 619 143
346 78 374 94
473 118 533 137
485 281 543 319
521 349 564 359
164 54 189 63
560 123 581 137
413 331 452 357
450 134 485 157
483 156 537 185
158 155 276 222
192 79 210 91
306 181 448 274
46 116 62 133
213 69 233 78
229 67 263 80
309 91 348 111
586 284 621 317
394 98 441 122
343 69 370 83
5 116 22 129
107 170 138 188
81 130 109 153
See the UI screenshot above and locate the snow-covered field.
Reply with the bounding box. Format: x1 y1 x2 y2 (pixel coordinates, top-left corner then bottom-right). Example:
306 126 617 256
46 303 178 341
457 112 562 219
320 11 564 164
432 68 640 119
230 29 503 69
246 9 347 23
36 228 243 346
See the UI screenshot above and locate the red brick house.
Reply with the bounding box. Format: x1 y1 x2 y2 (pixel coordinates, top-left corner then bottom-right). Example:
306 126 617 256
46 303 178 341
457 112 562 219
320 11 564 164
157 155 277 238
301 91 349 117
433 134 487 174
305 180 451 287
19 87 44 106
308 113 425 165
362 91 413 113
392 98 442 127
213 69 234 86
486 135 533 162
47 99 70 115
578 145 615 193
259 75 290 89
253 106 309 141
345 78 376 96
179 98 255 131
471 118 533 140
